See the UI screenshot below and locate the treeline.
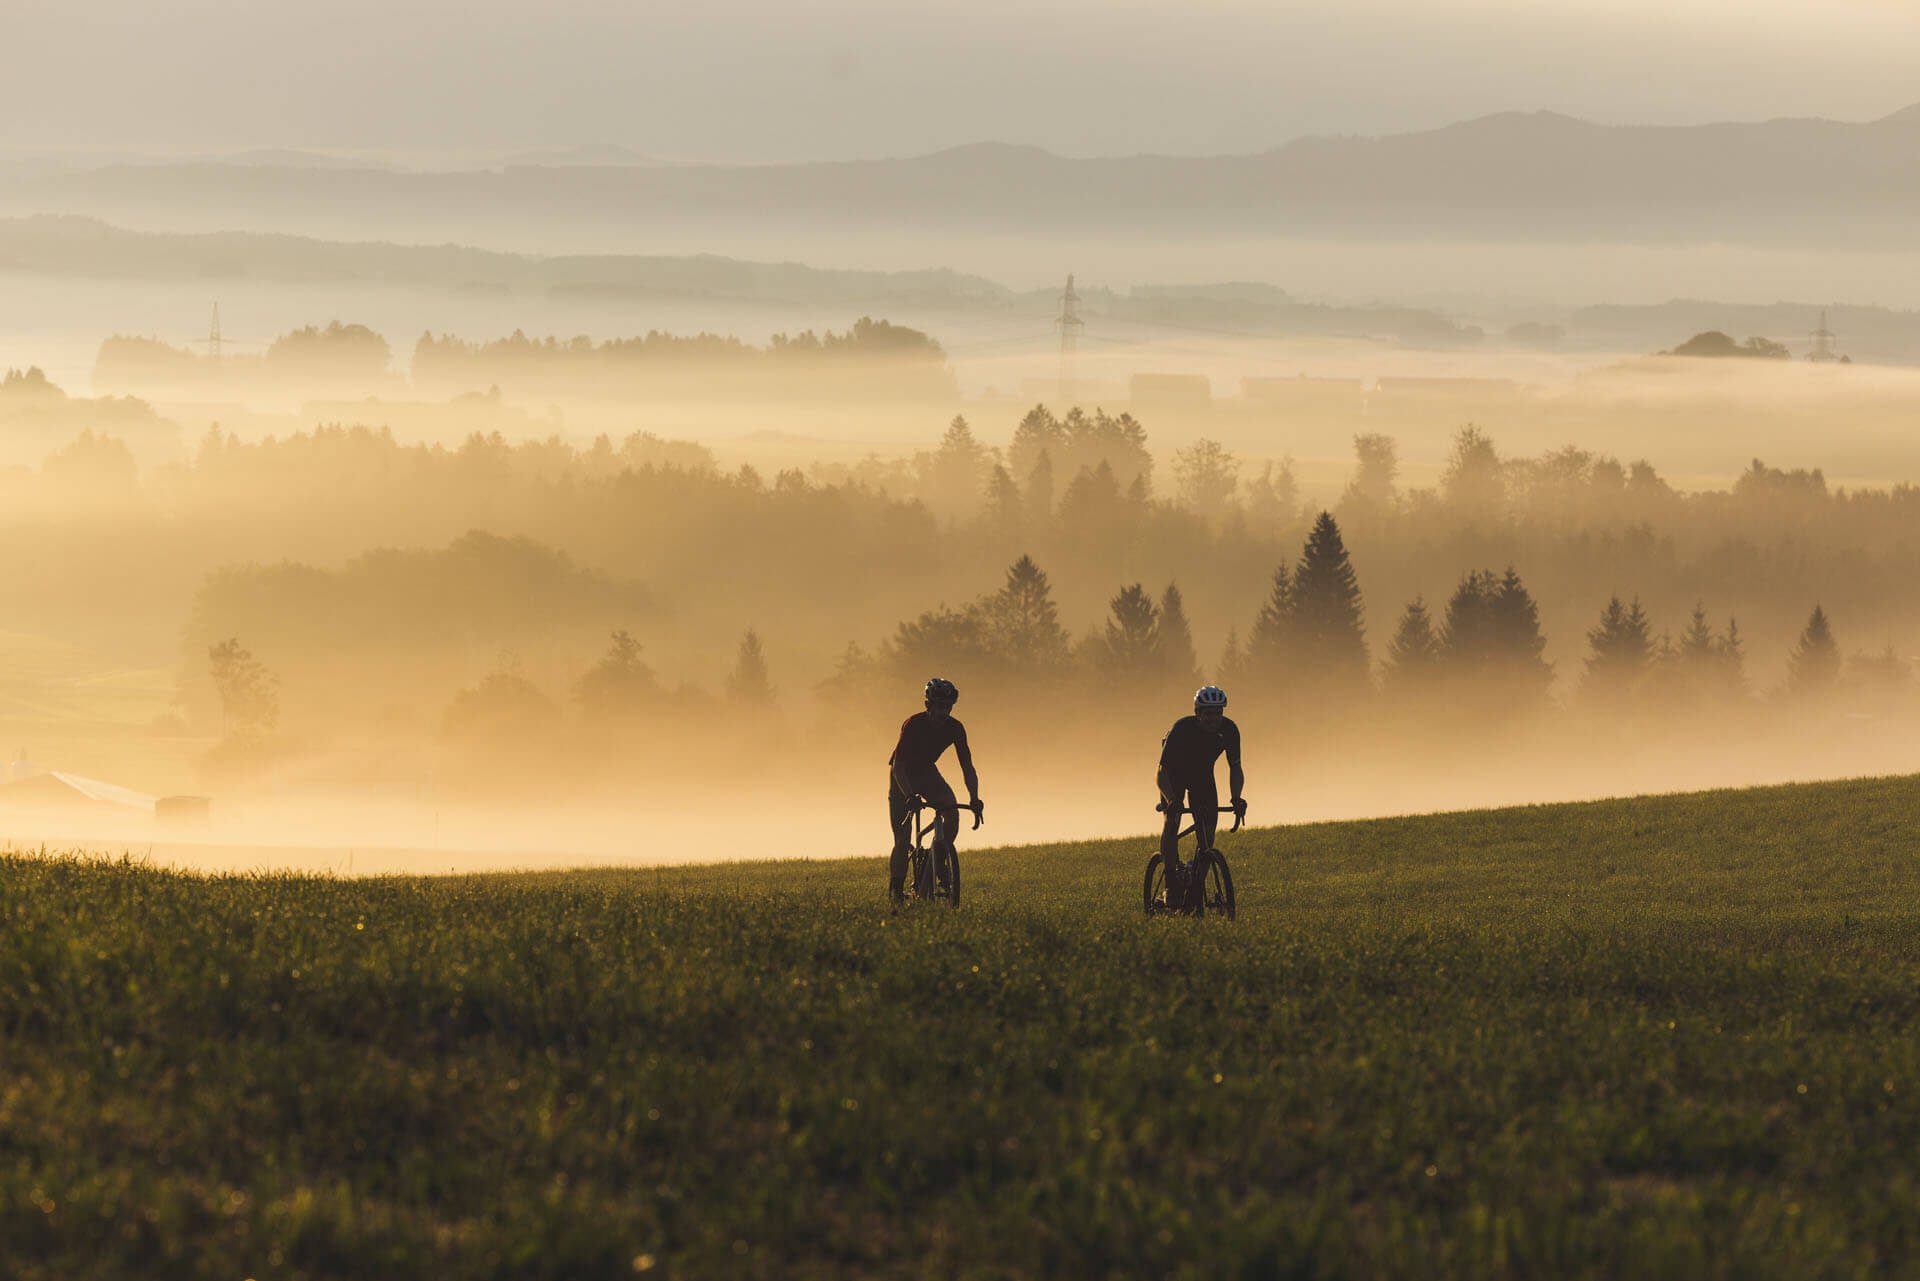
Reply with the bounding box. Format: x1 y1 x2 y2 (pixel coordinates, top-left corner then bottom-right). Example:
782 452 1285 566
94 317 956 404
829 516 1902 722
0 393 1886 743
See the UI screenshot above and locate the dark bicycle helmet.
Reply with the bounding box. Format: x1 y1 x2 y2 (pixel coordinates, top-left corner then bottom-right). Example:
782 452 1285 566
924 676 959 705
1194 685 1228 710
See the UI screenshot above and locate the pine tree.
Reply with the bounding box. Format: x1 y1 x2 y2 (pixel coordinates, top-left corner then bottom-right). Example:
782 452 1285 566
1581 595 1653 696
1720 617 1749 696
1438 570 1498 672
1025 449 1055 526
725 629 776 706
1158 583 1203 689
928 414 989 517
1489 567 1553 695
1099 583 1160 679
1245 561 1294 678
983 464 1023 539
1678 602 1717 665
1382 597 1442 693
990 554 1071 672
1787 604 1842 697
574 629 658 722
1216 626 1249 688
1290 511 1369 684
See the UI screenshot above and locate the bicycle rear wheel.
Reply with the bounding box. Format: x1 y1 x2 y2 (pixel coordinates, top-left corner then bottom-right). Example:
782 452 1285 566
1198 850 1236 920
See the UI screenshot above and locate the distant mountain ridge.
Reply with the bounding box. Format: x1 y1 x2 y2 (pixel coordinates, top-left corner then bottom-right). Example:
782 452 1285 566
5 106 1920 247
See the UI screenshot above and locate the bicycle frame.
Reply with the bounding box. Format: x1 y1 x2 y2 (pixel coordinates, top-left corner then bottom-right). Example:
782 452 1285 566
902 796 982 851
1158 803 1245 847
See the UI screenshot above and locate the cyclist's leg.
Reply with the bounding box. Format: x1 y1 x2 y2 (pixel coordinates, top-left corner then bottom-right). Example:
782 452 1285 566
887 776 914 900
921 771 960 864
1159 790 1185 864
1191 776 1220 855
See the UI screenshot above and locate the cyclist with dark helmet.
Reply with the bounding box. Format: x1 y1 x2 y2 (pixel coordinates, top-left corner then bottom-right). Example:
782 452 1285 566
1158 685 1245 891
888 677 984 904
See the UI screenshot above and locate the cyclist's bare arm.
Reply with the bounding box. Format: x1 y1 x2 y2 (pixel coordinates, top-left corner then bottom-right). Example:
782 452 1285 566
954 724 983 813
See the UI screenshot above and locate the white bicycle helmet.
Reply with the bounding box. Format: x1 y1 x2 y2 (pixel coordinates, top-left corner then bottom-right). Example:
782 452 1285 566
1194 685 1228 711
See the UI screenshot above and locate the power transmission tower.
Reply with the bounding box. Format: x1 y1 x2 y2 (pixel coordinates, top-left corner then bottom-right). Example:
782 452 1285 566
1808 309 1839 363
1055 273 1083 400
207 303 223 361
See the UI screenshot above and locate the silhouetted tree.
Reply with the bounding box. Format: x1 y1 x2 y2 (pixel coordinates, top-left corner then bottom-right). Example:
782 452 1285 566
444 655 560 741
1172 438 1239 511
574 629 658 722
1341 432 1399 515
982 464 1023 539
208 638 279 735
988 555 1072 672
1098 583 1160 680
1441 425 1505 511
1290 511 1369 688
1245 562 1295 681
1490 568 1553 694
1382 597 1442 694
1158 583 1203 690
1025 449 1055 526
1582 595 1652 698
1216 626 1248 688
1440 567 1552 702
1787 605 1842 697
1243 458 1300 530
726 629 775 706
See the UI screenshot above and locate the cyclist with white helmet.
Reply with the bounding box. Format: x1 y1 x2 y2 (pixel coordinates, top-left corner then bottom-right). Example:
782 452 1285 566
1157 685 1246 890
888 677 984 904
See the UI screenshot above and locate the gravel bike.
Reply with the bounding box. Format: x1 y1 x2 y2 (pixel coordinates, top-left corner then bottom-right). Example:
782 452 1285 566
902 796 980 907
1144 803 1240 919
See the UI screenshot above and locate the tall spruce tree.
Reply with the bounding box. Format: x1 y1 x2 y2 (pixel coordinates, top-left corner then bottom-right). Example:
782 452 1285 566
982 463 1023 539
725 629 776 706
1721 618 1749 696
1245 561 1295 679
1382 597 1442 693
1581 595 1653 696
1438 570 1499 673
1025 449 1055 526
1100 583 1161 679
1290 511 1369 684
1216 626 1249 688
1787 604 1842 697
991 554 1072 672
1490 567 1553 694
1158 583 1203 690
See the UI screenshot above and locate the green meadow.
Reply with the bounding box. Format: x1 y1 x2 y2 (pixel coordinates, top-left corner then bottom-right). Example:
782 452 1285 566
6 775 1920 1279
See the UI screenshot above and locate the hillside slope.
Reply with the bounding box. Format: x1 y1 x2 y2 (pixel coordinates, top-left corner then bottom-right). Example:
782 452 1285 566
6 774 1920 1278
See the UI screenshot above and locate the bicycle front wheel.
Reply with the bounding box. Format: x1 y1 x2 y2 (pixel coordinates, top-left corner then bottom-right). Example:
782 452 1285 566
1143 854 1168 917
1199 850 1236 920
937 845 961 907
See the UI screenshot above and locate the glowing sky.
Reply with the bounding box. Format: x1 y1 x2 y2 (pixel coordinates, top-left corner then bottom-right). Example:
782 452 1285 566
5 0 1917 161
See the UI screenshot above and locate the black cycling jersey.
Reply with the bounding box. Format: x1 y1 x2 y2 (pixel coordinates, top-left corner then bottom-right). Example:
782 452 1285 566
1159 714 1241 780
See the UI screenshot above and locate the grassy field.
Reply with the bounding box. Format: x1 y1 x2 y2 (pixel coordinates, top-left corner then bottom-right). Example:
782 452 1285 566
6 776 1920 1279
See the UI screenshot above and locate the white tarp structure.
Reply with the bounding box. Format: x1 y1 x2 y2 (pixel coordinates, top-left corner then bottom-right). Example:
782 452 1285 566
0 771 157 813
